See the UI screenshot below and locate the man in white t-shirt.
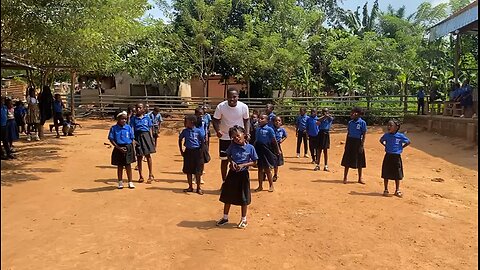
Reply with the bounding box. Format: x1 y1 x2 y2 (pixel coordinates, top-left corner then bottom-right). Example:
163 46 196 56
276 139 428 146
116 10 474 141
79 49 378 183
212 89 250 184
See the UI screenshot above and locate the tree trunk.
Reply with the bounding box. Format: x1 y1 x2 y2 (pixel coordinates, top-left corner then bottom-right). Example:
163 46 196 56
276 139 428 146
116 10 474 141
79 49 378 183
247 78 250 98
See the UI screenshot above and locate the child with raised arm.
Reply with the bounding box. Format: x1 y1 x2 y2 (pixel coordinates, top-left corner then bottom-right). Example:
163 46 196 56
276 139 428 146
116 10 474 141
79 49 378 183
217 125 258 229
341 107 367 184
314 108 333 172
131 103 156 184
380 119 410 197
254 113 280 192
179 114 206 195
295 107 309 158
108 111 136 189
273 116 287 181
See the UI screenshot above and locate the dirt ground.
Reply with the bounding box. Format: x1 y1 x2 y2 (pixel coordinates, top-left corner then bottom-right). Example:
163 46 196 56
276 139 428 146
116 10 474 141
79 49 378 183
1 118 478 270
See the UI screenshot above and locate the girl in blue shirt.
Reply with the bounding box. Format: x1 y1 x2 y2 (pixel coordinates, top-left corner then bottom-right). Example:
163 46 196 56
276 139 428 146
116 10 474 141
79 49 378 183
314 108 333 172
131 103 156 184
306 109 319 164
295 107 309 158
341 107 367 184
380 119 411 197
273 116 287 182
265 103 276 127
254 114 280 192
108 112 136 189
150 107 163 148
217 125 258 229
179 114 206 195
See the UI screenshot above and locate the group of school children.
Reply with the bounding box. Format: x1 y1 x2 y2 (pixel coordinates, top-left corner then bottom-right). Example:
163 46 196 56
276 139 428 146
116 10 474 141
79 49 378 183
107 103 411 229
0 89 79 160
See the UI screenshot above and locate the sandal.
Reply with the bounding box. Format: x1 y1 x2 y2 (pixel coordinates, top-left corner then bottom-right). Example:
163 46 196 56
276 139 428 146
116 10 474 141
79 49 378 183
343 179 347 184
268 186 274 192
183 187 194 193
254 187 263 192
394 190 403 198
383 190 389 196
273 175 278 182
196 189 204 195
358 180 366 185
138 177 144 183
147 175 154 183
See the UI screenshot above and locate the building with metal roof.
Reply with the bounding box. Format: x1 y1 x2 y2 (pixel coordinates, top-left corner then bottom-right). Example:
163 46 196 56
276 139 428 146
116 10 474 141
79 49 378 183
429 0 478 41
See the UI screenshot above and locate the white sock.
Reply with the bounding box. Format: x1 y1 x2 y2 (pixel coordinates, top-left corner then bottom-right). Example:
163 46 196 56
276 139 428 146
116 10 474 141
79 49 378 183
241 216 247 222
223 214 228 220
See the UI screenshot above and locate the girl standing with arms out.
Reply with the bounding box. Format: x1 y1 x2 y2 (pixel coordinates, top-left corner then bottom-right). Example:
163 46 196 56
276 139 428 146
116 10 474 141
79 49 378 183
108 112 136 189
380 120 410 197
295 107 309 158
26 87 40 141
217 126 258 229
314 108 333 172
306 108 319 164
273 116 287 182
179 114 206 195
131 103 156 184
254 114 280 192
341 107 367 184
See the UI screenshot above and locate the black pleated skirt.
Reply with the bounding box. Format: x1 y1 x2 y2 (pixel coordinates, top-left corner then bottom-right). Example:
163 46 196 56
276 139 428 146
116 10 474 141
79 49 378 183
135 131 156 156
183 147 204 174
277 144 284 166
255 141 277 169
220 170 251 206
381 153 403 180
111 144 136 166
341 137 366 169
318 130 330 149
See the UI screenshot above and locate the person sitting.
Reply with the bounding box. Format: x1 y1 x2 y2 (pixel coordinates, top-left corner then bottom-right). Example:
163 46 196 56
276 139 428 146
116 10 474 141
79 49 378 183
62 112 81 136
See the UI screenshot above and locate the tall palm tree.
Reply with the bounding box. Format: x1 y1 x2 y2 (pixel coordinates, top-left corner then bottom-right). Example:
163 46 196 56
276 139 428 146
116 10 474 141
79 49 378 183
338 0 379 36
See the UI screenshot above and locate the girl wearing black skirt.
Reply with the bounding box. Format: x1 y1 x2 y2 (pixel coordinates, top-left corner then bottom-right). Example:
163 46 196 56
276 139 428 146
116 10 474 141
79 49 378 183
272 116 287 181
314 108 333 172
379 120 410 197
217 126 258 229
108 112 136 189
341 107 367 184
131 103 156 183
254 114 281 192
179 114 206 195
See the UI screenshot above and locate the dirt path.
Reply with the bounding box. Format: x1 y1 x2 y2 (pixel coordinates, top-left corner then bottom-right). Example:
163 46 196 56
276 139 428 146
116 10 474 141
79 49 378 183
1 119 478 269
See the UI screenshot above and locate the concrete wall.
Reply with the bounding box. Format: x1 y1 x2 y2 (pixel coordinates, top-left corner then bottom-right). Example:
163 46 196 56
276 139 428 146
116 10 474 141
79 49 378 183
405 115 478 144
190 76 246 98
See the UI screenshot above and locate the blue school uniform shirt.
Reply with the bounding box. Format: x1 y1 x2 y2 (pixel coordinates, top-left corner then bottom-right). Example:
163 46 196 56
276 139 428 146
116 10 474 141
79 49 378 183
296 114 308 132
108 124 135 145
151 113 163 127
179 127 205 149
14 106 26 118
203 114 212 129
417 90 425 99
347 118 367 139
130 115 152 132
380 132 410 154
53 100 63 113
318 116 333 131
226 143 258 171
268 112 276 127
255 125 275 144
274 127 287 142
0 105 7 127
306 115 319 137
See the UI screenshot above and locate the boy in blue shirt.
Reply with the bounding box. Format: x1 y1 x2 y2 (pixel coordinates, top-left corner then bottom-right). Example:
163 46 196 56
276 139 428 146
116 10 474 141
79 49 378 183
52 94 65 138
380 119 410 197
150 107 163 148
341 107 367 184
108 111 136 189
306 109 319 163
179 114 206 195
14 100 27 135
265 104 276 127
314 108 333 171
295 107 309 158
1 97 14 159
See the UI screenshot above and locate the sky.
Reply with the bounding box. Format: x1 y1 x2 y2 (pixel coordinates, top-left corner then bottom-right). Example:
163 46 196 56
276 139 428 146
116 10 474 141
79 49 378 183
144 0 451 22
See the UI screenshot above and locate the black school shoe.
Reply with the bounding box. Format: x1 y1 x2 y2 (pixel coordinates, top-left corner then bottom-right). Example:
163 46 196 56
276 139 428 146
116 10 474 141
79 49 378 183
216 218 228 226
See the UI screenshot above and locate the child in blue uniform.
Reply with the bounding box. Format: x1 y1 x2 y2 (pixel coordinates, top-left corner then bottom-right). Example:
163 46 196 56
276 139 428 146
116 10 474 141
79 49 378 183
217 125 258 229
249 110 259 144
273 116 287 181
341 107 367 184
380 119 410 197
265 104 276 127
14 100 26 135
306 109 319 164
150 107 163 148
254 114 280 192
179 114 206 195
295 107 309 158
131 103 156 183
314 108 333 171
108 111 136 189
52 94 65 138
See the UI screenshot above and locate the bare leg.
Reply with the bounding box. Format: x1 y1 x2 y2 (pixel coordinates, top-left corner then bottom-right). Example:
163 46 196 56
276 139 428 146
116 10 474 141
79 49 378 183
395 180 400 192
241 205 247 219
384 179 388 191
323 149 328 167
117 166 123 182
343 167 349 183
186 174 193 189
125 164 133 182
316 148 321 165
265 168 274 192
195 173 203 194
137 156 144 182
146 154 154 179
273 166 278 178
256 169 264 191
223 203 231 215
358 168 365 184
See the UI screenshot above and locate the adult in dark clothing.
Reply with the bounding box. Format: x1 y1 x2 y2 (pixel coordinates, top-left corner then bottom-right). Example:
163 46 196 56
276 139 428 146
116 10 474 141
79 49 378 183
38 85 54 125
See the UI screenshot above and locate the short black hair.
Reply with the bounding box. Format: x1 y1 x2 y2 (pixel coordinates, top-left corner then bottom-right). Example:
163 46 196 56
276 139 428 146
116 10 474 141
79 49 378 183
227 88 238 96
351 106 364 115
153 107 161 112
389 119 401 133
229 125 245 138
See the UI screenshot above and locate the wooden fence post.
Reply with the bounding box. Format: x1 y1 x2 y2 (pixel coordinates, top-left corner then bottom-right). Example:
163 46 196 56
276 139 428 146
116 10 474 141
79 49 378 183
70 70 76 118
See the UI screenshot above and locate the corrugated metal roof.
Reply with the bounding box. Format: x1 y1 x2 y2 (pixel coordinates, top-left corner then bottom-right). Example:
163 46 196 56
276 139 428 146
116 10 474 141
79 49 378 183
429 0 478 41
